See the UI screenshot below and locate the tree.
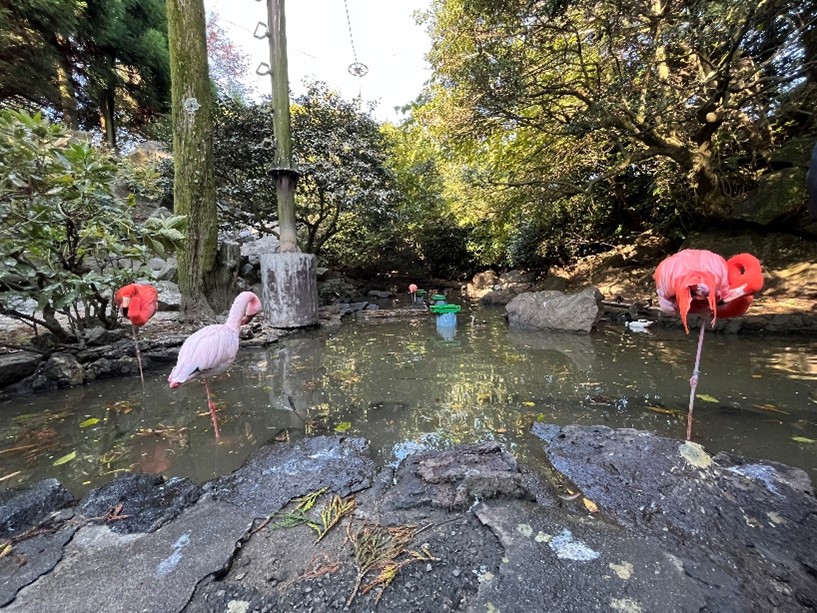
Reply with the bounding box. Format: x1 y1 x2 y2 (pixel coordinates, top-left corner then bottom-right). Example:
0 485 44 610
0 0 79 120
206 11 256 101
292 82 398 258
419 0 817 249
209 83 400 269
165 0 218 320
77 0 171 148
0 0 171 145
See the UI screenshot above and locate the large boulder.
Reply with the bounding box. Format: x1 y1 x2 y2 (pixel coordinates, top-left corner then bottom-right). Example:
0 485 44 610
506 287 603 333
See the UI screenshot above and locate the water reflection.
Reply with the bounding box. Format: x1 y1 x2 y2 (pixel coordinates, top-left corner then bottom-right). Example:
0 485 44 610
1 308 816 497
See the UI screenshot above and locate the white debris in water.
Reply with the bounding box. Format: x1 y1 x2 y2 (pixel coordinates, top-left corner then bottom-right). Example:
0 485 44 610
548 528 600 561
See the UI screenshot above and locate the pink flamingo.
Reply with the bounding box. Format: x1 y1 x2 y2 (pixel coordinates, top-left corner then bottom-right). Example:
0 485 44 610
408 283 418 304
168 291 262 439
655 250 763 440
115 283 159 387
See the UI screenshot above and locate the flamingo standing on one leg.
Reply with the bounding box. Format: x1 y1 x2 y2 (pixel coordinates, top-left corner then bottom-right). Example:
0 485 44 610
167 291 262 440
655 250 763 440
115 283 159 387
408 283 418 305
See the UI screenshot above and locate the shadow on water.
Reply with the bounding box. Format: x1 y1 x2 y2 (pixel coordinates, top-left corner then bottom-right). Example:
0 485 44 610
2 307 816 496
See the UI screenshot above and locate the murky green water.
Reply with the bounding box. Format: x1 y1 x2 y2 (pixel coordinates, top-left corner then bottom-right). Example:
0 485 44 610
2 307 816 497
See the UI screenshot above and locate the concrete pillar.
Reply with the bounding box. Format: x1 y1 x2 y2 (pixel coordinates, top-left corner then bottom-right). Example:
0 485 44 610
260 252 319 327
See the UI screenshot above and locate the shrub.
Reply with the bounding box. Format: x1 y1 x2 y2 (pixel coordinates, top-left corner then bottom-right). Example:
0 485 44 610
0 109 185 340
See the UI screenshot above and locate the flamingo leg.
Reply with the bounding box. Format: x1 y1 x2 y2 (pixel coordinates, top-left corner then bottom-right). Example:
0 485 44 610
686 318 708 440
204 379 221 441
131 323 145 389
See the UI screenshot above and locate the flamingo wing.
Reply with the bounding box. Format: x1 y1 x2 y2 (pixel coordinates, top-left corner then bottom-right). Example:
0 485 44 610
168 325 239 386
128 286 159 326
115 284 159 326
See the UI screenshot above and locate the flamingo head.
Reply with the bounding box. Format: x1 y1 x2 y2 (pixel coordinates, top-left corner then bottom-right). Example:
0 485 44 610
240 293 263 325
674 271 719 333
720 253 763 303
408 283 418 293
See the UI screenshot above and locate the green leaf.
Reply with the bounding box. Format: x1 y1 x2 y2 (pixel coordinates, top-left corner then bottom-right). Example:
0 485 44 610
696 394 719 403
79 417 101 428
334 422 352 433
792 436 817 444
53 451 77 466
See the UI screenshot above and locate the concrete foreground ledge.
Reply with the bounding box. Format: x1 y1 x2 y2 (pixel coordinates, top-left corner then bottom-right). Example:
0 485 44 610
1 427 815 612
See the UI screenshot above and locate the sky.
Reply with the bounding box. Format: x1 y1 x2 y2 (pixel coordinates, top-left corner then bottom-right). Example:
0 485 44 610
205 0 433 123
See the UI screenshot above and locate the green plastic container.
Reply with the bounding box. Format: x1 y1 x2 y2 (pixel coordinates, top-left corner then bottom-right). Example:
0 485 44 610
429 303 461 315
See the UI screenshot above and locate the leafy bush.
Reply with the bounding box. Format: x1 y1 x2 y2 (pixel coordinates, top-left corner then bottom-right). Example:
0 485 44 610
0 109 185 340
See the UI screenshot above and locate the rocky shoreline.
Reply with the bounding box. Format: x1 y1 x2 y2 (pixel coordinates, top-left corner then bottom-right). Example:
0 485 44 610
1 426 815 612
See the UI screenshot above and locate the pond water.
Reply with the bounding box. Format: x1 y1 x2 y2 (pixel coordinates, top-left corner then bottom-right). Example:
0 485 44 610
2 306 816 498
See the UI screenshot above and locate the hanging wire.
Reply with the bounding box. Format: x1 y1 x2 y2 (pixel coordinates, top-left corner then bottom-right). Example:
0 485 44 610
343 0 369 78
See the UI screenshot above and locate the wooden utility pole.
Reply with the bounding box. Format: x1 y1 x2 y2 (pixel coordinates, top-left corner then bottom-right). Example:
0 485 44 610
265 0 298 253
259 0 319 327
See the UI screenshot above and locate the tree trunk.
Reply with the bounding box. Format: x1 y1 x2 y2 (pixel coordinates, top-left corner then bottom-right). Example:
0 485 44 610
165 0 218 321
99 88 117 149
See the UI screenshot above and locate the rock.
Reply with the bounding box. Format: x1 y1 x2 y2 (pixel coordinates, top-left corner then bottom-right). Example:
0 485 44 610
478 289 518 306
240 235 280 266
539 275 568 291
155 280 181 311
380 442 534 512
32 352 84 389
83 326 126 346
149 256 177 282
498 270 537 288
506 287 603 333
534 424 817 611
463 270 499 300
367 290 392 299
0 351 43 388
127 140 170 165
0 478 74 539
78 473 201 534
209 436 377 517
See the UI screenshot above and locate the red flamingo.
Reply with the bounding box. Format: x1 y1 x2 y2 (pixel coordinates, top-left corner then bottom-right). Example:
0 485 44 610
167 291 262 439
655 250 763 440
115 283 159 386
408 283 418 304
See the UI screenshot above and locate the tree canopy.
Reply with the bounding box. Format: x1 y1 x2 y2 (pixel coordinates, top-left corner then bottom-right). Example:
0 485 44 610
413 0 817 264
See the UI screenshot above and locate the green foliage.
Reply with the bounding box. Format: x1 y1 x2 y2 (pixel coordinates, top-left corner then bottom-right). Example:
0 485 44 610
415 0 817 263
0 109 185 339
209 84 401 265
0 0 170 145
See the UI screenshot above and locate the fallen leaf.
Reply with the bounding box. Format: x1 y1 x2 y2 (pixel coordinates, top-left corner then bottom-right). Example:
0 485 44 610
79 417 101 428
522 401 536 407
792 436 817 444
583 498 599 513
752 403 789 415
53 451 76 466
334 422 352 433
696 394 719 403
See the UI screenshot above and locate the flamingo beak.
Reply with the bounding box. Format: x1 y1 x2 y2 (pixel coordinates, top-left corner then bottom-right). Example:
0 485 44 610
119 296 131 317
